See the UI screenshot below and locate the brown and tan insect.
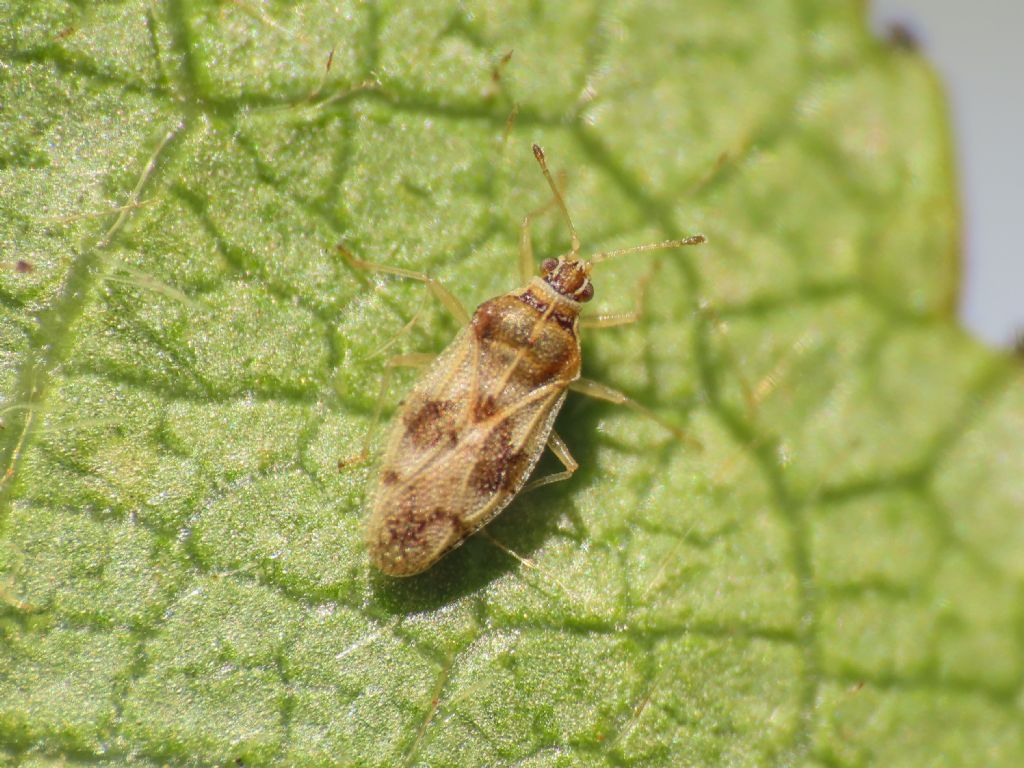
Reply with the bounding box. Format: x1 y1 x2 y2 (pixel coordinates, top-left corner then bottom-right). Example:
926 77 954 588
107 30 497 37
343 145 705 577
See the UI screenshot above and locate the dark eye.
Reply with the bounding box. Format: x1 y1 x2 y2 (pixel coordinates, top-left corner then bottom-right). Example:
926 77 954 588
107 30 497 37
541 258 558 274
577 282 594 302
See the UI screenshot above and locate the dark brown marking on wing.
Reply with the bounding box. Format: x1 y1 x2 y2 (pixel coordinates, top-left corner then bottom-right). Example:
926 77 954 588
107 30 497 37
381 469 399 485
386 505 456 548
404 398 458 448
468 419 531 494
368 484 468 576
473 394 499 422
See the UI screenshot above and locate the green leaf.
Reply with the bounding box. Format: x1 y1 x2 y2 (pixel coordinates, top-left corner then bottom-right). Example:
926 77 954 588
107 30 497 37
1 1 1021 766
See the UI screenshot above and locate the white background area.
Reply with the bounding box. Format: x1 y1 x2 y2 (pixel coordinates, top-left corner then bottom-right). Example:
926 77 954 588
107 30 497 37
871 0 1024 348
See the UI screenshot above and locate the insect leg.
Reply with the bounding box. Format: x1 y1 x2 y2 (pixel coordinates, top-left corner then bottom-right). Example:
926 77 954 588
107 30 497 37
580 312 638 329
339 352 436 469
569 377 701 449
518 169 570 283
364 293 429 360
383 352 434 369
522 429 579 492
337 245 470 326
366 352 434 444
580 267 654 330
478 530 578 600
519 208 538 284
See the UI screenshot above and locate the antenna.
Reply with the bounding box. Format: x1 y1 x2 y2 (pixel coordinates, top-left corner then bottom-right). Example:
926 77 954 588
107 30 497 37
590 235 706 264
532 144 581 255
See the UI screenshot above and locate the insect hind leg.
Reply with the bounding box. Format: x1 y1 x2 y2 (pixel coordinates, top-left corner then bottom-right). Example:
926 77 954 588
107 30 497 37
522 430 578 493
569 377 701 450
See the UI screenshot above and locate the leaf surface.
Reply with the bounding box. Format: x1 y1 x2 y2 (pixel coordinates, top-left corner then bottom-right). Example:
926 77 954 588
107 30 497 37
1 1 1021 766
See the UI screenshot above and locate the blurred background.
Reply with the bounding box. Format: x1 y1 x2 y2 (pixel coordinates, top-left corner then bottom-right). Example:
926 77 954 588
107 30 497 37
871 0 1024 348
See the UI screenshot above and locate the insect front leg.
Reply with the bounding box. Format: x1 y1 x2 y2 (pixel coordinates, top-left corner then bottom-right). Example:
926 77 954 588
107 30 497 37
337 244 470 326
518 168 571 283
522 430 579 493
579 311 640 330
580 269 654 330
519 198 558 284
569 377 701 449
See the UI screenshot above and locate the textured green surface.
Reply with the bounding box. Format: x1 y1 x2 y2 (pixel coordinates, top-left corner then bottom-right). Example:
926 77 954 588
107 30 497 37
1 1 1022 766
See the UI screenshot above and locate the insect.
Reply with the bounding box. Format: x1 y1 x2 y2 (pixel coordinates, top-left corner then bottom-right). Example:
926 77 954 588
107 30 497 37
342 145 705 576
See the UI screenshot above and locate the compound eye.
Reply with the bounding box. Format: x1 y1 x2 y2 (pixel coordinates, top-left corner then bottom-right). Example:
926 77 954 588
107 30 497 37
540 258 558 275
577 282 595 302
